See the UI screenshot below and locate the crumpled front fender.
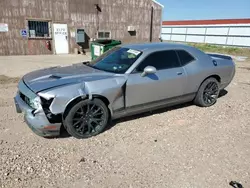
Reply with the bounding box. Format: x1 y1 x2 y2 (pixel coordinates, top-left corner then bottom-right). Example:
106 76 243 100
37 75 128 117
38 82 87 115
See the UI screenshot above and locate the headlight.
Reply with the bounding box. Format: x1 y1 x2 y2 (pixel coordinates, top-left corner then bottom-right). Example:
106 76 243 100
30 96 41 109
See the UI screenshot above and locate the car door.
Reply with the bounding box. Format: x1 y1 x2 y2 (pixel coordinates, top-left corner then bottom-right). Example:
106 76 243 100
125 50 187 108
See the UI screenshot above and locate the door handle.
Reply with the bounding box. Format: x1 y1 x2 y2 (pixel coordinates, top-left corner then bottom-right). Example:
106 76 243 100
177 72 183 75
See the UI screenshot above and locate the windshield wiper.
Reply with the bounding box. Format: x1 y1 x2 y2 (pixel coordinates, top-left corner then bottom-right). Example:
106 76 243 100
82 61 96 69
82 61 90 65
82 62 103 71
82 61 116 73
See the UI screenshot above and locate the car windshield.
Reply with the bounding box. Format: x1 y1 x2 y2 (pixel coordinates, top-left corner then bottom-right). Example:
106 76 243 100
90 47 142 74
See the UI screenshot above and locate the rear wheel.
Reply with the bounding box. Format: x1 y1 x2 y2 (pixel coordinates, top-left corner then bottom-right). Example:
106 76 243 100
194 78 220 107
64 98 109 139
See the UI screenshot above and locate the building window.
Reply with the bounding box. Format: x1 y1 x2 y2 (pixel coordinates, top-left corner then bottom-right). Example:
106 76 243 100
97 31 111 39
28 20 51 38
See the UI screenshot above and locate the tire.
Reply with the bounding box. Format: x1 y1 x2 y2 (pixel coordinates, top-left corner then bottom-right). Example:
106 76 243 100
194 77 220 107
64 98 109 139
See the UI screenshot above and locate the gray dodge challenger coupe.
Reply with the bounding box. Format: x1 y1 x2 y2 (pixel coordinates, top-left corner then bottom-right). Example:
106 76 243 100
14 42 235 139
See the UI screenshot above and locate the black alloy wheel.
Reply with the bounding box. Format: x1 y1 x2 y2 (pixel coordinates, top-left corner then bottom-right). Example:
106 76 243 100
194 77 220 107
203 81 219 105
64 98 109 139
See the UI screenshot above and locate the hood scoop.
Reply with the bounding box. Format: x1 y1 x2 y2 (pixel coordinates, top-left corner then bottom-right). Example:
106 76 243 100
49 75 62 79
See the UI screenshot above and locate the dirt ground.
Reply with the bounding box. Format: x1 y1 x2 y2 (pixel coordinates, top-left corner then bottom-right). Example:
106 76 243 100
0 56 250 188
0 54 90 77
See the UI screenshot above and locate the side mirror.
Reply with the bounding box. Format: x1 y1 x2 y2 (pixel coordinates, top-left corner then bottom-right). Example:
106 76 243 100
141 66 157 77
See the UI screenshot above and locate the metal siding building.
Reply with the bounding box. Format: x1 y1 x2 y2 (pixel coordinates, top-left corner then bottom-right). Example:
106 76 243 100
161 19 250 47
0 0 163 56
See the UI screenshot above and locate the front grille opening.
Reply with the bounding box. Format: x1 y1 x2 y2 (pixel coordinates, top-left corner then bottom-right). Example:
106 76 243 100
19 92 31 106
20 92 25 101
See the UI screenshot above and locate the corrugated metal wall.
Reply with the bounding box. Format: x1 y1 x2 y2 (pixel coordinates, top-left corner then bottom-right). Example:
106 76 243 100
0 0 162 55
161 24 250 47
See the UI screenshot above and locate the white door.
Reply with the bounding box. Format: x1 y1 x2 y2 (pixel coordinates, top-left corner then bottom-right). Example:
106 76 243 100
53 24 69 54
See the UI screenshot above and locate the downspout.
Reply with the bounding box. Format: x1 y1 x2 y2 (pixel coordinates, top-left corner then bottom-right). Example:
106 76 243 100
95 4 100 39
159 5 163 42
150 6 154 42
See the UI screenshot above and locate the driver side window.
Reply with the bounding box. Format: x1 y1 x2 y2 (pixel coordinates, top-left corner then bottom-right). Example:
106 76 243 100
135 50 181 72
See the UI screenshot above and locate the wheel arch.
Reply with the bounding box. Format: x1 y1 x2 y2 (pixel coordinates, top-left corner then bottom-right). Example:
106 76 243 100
195 74 221 95
205 74 221 83
198 74 221 90
62 95 111 120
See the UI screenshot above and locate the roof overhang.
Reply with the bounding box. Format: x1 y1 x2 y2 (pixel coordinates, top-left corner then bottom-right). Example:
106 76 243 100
152 0 164 8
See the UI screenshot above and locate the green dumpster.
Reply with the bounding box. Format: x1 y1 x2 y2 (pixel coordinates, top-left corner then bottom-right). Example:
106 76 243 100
90 39 122 60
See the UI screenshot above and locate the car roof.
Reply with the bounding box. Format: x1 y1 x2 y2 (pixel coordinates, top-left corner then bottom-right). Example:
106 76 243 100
121 42 191 52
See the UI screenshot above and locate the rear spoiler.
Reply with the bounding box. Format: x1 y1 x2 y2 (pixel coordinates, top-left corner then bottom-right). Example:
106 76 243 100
207 53 233 60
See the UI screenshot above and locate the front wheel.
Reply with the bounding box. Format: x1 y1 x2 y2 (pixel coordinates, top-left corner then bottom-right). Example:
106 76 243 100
194 78 220 107
64 98 109 139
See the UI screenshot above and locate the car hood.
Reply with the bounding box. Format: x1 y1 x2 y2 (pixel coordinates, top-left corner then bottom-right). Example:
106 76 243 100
23 63 115 93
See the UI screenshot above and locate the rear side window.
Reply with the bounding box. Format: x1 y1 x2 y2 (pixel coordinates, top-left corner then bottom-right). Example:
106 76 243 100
136 50 181 72
176 50 195 66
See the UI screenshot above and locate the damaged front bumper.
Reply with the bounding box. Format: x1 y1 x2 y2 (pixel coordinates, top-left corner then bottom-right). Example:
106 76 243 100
14 80 61 137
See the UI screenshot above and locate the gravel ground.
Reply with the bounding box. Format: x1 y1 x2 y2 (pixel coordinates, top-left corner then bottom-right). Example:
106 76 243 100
0 60 250 188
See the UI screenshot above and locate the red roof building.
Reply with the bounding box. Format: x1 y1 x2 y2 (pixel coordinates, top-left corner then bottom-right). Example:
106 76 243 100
161 19 250 47
162 18 250 26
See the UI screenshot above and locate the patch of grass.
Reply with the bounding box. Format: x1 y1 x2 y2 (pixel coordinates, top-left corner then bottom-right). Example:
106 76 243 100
0 75 20 85
190 43 250 56
164 41 250 57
